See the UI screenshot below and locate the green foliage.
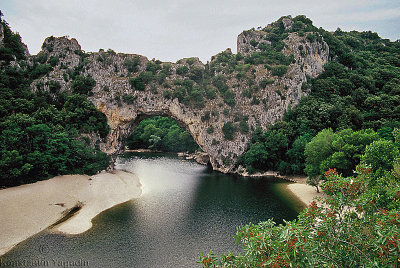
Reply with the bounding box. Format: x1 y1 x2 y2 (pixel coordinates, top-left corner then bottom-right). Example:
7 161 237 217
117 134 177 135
0 21 26 61
71 75 96 95
200 166 400 267
201 111 210 122
129 71 153 91
361 139 400 177
244 50 291 66
0 21 110 187
146 61 161 74
241 19 400 175
204 85 217 99
30 64 53 80
304 128 337 178
242 128 288 173
259 78 274 88
239 121 249 134
271 65 288 77
222 122 236 140
188 66 204 83
176 65 189 76
126 116 199 153
124 56 140 73
48 56 59 67
304 128 381 182
122 94 137 104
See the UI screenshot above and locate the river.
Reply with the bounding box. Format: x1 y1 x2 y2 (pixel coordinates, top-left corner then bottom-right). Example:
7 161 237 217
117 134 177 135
1 153 300 267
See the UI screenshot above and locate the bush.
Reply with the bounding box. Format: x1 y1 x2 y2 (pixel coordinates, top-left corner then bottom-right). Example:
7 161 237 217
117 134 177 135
30 64 53 80
222 90 236 107
271 65 288 77
176 66 189 76
71 75 96 95
129 71 153 91
205 86 217 99
200 168 400 267
122 94 137 104
163 90 172 99
222 122 236 140
124 56 140 73
259 79 274 88
201 111 210 122
239 121 249 134
146 61 161 74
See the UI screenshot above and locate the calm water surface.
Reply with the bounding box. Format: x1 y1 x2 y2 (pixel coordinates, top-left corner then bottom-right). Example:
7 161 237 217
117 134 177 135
2 153 299 267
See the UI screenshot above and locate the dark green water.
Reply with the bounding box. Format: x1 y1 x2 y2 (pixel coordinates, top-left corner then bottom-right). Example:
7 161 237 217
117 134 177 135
1 153 299 268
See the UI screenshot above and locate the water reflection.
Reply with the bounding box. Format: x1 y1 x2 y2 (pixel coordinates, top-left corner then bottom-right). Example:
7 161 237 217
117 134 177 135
2 153 298 268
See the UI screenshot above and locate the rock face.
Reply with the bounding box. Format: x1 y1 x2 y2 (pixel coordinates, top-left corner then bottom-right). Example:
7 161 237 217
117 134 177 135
30 17 329 174
0 23 4 47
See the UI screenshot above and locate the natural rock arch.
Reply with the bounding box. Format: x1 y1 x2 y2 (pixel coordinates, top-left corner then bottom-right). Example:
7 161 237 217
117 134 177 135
32 17 329 173
96 103 211 165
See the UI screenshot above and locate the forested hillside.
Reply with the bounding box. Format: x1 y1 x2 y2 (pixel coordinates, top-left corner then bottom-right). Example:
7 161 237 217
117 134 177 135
239 19 400 176
0 20 110 187
200 17 400 267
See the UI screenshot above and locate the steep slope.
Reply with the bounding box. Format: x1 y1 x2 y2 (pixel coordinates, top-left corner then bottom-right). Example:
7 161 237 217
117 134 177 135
30 16 329 173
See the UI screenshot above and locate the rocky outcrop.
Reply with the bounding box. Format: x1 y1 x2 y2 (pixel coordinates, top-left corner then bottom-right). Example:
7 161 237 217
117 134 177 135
30 17 329 174
0 23 4 47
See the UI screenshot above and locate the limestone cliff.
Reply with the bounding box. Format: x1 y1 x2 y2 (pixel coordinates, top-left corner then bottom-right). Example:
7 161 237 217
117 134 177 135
30 16 329 173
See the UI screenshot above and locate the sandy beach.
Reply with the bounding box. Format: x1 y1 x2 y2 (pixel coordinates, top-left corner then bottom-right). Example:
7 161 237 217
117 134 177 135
285 176 325 207
0 170 141 256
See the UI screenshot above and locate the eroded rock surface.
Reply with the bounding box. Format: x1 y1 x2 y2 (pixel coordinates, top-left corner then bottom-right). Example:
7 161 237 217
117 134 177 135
30 17 329 173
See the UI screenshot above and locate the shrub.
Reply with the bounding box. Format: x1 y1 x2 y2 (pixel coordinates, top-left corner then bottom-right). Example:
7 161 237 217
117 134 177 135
48 56 59 67
201 111 210 122
259 79 274 88
124 56 140 73
146 61 162 74
176 66 189 76
205 86 217 99
222 90 236 107
48 80 61 93
189 66 204 83
239 121 249 134
122 94 137 104
129 71 153 91
163 90 172 99
71 75 96 95
222 122 236 140
271 65 288 77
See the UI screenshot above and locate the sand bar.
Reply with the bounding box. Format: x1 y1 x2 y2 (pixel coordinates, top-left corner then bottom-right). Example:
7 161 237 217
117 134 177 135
0 170 141 256
285 176 325 207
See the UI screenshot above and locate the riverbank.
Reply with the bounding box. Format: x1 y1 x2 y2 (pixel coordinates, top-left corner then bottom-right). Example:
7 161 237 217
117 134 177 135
284 176 324 207
0 170 141 256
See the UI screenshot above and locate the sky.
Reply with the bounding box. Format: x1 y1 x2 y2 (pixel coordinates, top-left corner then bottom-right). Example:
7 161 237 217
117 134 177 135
1 0 399 63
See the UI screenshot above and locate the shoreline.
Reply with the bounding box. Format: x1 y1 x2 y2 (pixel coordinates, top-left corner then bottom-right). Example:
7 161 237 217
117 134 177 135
0 170 141 256
283 176 324 208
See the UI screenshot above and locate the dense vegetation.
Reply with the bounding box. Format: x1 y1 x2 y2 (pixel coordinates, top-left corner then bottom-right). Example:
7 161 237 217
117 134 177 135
201 127 400 267
126 116 199 153
200 153 400 266
239 15 400 176
0 20 110 187
200 15 400 267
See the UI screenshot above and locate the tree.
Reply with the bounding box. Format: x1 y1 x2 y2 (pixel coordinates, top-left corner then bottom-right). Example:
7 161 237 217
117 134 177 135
304 128 337 191
222 122 236 140
243 142 269 173
361 139 400 178
71 75 96 95
199 167 400 267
